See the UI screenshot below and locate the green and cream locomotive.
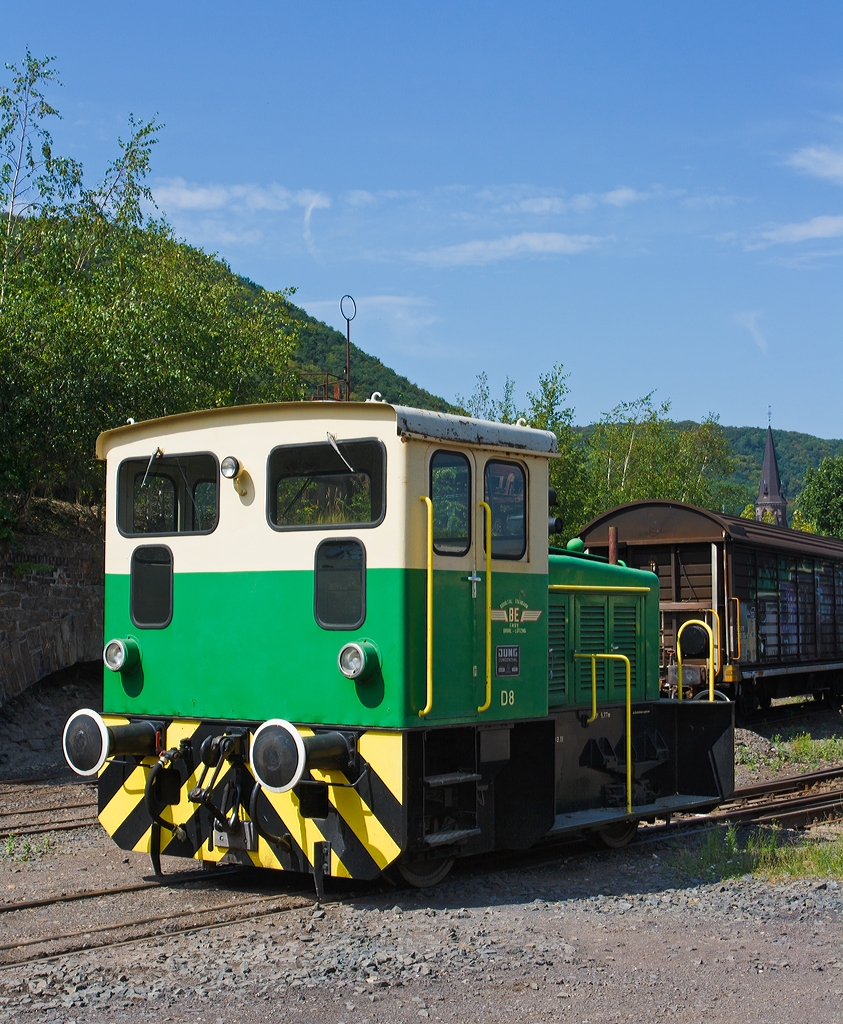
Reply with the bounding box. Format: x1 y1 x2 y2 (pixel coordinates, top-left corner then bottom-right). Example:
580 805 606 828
62 400 733 887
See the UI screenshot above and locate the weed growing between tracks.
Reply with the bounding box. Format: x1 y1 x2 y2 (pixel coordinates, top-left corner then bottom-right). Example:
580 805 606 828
1 834 52 862
671 824 843 882
736 728 843 773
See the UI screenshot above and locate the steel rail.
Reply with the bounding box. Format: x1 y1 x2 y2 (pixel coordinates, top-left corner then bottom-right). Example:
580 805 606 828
0 819 96 842
0 866 246 915
0 775 87 789
0 890 311 959
710 787 843 824
733 765 843 800
0 893 321 970
0 799 97 820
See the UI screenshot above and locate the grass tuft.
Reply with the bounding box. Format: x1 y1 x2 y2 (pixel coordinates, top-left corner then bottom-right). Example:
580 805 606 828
672 824 843 881
736 728 843 773
1 833 53 862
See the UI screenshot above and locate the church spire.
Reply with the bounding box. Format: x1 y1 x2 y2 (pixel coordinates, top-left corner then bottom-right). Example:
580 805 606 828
755 424 787 527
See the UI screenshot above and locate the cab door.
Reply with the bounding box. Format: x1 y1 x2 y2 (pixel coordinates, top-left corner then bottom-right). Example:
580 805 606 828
426 448 484 720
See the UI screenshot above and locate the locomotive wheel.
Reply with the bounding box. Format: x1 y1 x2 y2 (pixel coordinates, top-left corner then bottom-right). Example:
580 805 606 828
587 819 639 850
396 854 455 888
692 689 730 702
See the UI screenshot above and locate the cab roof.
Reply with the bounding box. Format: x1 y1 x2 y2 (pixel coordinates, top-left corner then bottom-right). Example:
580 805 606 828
96 400 559 459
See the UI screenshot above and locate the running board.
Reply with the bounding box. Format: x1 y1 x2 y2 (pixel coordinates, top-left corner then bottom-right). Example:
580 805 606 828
548 794 719 836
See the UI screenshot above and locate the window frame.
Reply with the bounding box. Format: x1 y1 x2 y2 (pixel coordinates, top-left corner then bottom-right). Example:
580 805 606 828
483 458 528 562
313 537 367 631
429 449 472 557
130 544 174 630
266 437 387 533
116 451 220 538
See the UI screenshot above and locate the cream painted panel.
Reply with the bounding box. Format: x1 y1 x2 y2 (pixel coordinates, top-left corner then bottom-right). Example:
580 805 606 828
403 440 549 574
104 406 409 575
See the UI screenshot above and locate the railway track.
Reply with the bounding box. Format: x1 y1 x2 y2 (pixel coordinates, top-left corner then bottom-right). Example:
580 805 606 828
0 859 335 971
0 888 318 969
0 766 839 971
0 777 98 841
710 765 843 828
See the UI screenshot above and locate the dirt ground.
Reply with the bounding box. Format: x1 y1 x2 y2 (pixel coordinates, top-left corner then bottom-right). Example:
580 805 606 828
0 673 841 1023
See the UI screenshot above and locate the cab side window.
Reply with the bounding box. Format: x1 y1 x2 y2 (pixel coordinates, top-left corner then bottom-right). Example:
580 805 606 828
315 539 366 629
131 546 173 628
431 451 471 556
484 460 527 560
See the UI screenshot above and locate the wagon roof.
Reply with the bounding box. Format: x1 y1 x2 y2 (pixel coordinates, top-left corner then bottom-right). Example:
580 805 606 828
96 400 558 459
579 499 843 559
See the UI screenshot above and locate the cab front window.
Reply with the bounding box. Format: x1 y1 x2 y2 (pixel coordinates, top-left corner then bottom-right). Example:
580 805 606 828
484 459 527 560
117 453 219 536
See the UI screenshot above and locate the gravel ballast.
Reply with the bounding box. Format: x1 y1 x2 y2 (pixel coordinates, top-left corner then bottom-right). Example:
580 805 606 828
1 677 841 1022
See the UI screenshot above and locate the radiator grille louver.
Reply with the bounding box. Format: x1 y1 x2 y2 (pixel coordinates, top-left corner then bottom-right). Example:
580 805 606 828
548 601 567 707
578 604 607 689
612 603 637 687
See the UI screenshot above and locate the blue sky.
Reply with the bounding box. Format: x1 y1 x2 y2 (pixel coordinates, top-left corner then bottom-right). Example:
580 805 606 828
6 2 843 435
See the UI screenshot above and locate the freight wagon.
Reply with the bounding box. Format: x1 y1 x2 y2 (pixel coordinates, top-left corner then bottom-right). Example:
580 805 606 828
580 500 843 710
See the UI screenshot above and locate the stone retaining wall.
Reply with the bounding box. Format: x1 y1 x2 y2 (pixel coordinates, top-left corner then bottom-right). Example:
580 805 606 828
0 533 104 707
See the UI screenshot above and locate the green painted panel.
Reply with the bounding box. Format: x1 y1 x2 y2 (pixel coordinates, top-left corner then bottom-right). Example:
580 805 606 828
549 552 660 700
103 565 549 729
479 571 549 722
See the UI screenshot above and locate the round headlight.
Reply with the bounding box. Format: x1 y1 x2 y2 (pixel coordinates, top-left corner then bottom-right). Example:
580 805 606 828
104 639 126 671
338 639 381 680
221 456 240 479
339 644 365 678
103 637 140 674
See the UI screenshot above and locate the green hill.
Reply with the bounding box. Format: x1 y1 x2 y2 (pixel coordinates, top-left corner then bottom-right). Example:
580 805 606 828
288 305 453 412
721 425 843 509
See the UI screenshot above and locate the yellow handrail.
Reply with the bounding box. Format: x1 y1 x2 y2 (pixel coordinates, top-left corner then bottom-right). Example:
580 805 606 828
676 618 715 702
707 608 722 676
730 596 741 660
548 585 650 593
573 652 633 813
477 501 493 713
573 653 600 724
419 496 434 717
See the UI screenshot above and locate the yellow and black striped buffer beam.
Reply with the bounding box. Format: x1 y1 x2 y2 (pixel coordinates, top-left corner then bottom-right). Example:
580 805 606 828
97 718 405 881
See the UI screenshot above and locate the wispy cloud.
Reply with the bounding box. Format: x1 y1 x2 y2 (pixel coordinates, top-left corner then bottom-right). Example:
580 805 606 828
411 231 601 267
343 188 421 207
735 310 768 354
500 185 656 216
602 186 650 207
517 196 569 215
153 178 331 254
759 214 843 245
786 145 843 186
154 178 331 215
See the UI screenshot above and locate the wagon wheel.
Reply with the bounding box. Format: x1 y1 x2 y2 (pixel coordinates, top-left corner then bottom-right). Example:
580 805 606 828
692 689 730 702
587 819 639 849
396 854 455 888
